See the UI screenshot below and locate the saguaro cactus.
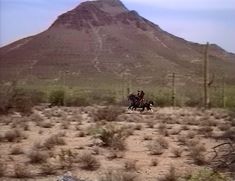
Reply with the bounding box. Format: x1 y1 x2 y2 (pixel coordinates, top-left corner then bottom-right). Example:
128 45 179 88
203 42 209 108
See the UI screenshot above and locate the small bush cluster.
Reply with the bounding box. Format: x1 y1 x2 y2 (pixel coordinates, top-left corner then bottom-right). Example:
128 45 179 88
78 153 100 171
147 141 164 155
14 164 31 178
43 134 66 149
0 160 6 177
158 166 178 181
0 84 45 114
94 124 129 150
58 149 77 169
93 106 124 122
28 150 49 164
187 168 232 181
188 142 207 165
4 129 24 142
49 89 65 106
99 170 138 181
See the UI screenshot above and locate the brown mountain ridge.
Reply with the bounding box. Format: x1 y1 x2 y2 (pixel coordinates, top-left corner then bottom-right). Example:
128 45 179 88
0 0 235 86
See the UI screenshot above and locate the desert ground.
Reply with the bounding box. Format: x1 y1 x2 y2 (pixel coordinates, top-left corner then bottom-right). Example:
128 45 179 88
0 105 234 181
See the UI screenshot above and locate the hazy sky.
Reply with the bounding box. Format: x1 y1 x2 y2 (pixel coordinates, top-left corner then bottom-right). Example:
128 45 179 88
0 0 235 53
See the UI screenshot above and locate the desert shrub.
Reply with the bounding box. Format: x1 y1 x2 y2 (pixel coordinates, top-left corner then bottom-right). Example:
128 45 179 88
146 121 155 128
172 147 183 158
93 106 124 122
218 123 230 131
58 149 77 169
177 135 187 145
158 166 178 181
4 129 23 142
154 93 171 107
0 84 44 114
221 128 235 141
41 162 57 175
150 158 159 167
198 126 213 137
39 121 54 128
49 89 65 106
134 124 142 130
143 135 152 141
94 124 129 150
188 143 207 165
147 141 164 155
9 88 33 114
158 123 169 136
156 136 169 149
0 160 6 177
124 160 138 172
78 153 100 171
187 131 196 139
99 170 138 181
10 146 24 155
188 168 232 181
43 134 66 149
28 150 49 164
14 164 31 178
89 90 116 105
65 95 90 107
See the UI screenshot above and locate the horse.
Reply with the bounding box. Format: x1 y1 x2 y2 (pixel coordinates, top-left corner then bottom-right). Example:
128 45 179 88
128 94 154 112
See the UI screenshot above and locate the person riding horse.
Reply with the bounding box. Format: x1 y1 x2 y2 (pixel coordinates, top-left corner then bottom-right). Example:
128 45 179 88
137 90 145 106
128 90 153 111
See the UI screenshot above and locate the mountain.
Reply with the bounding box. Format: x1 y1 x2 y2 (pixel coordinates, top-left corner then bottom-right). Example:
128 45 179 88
0 0 235 87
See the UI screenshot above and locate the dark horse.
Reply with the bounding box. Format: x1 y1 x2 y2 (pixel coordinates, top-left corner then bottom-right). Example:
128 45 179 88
128 94 154 111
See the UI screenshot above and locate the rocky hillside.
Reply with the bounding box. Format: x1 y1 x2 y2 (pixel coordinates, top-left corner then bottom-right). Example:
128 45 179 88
0 0 234 86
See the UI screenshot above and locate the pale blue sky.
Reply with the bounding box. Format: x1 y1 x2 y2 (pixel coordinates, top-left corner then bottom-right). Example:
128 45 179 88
0 0 235 53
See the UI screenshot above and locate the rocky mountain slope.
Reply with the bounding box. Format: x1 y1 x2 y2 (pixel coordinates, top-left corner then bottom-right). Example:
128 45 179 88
0 0 234 86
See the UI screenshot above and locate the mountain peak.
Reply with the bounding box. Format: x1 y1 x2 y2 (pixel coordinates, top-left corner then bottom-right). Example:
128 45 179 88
50 0 129 29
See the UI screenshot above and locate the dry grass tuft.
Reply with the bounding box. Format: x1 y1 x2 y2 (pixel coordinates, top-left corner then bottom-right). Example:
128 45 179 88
0 160 6 177
171 147 183 158
198 126 213 137
150 158 158 167
188 142 207 165
13 164 31 178
4 129 23 142
40 161 57 175
10 146 24 155
156 136 169 149
58 149 77 169
28 150 49 164
95 124 129 151
147 141 164 155
99 170 138 181
158 166 178 181
78 153 100 171
39 121 54 128
43 134 66 149
124 160 138 172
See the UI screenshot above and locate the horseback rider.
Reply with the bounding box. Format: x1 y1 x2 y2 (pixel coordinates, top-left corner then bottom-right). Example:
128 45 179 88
137 90 145 106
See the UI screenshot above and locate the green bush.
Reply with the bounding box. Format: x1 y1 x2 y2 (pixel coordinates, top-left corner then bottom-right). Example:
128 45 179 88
49 89 65 106
94 124 129 150
187 169 232 181
0 83 45 114
65 95 90 107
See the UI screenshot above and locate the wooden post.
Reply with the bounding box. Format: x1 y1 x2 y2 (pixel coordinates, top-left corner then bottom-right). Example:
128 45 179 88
204 42 210 108
172 72 176 107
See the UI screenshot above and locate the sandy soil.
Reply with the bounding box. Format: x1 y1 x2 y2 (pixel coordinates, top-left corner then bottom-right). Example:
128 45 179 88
0 106 234 181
